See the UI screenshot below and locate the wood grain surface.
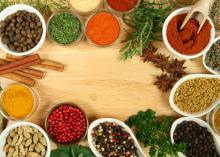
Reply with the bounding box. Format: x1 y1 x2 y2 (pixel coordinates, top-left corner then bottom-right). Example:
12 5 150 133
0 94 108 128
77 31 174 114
0 12 220 152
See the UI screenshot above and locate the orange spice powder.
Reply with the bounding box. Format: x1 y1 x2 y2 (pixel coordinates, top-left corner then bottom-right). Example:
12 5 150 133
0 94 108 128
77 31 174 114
86 12 120 46
167 13 212 55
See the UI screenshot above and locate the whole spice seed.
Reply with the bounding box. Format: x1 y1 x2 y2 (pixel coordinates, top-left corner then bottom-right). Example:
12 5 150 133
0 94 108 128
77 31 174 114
174 121 220 157
205 40 220 72
174 78 220 113
0 10 43 52
107 0 139 12
210 0 220 28
214 107 220 134
48 12 82 45
69 0 102 13
86 12 120 46
167 13 212 55
47 104 87 144
91 122 138 157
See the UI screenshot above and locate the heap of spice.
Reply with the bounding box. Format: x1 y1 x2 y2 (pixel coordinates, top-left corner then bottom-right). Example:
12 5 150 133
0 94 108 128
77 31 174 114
174 121 220 157
174 78 220 113
48 11 82 45
86 12 120 46
69 0 102 14
1 84 34 119
210 0 220 29
205 40 220 72
47 104 87 144
107 0 139 12
0 10 43 52
167 13 212 55
214 106 220 134
3 125 47 157
91 122 138 157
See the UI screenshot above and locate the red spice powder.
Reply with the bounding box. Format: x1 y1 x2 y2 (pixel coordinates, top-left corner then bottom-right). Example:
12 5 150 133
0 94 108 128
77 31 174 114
167 13 212 55
86 12 120 46
107 0 138 12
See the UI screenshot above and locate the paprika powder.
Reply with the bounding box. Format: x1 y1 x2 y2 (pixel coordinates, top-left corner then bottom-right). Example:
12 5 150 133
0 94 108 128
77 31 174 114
167 13 212 55
86 12 120 46
107 0 139 12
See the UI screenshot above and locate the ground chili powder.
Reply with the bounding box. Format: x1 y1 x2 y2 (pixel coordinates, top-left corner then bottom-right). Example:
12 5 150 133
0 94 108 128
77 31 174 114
107 0 138 12
167 13 212 55
86 12 120 46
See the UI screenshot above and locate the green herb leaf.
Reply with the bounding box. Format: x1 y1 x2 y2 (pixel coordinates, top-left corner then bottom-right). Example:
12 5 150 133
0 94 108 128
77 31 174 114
126 109 186 157
50 149 70 157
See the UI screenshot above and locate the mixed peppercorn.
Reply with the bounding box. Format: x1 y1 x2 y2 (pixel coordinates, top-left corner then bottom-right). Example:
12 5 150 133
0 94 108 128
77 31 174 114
174 121 220 157
91 122 138 157
47 104 87 144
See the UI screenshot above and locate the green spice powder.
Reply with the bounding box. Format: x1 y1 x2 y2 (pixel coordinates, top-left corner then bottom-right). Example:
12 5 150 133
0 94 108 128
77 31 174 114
49 12 82 45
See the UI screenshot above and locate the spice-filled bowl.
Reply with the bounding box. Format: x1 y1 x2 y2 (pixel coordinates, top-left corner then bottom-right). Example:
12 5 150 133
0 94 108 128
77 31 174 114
47 10 84 46
169 74 220 117
88 118 146 157
85 11 121 47
45 103 88 145
0 122 51 157
105 0 140 15
203 36 220 74
170 117 220 157
0 4 46 56
68 0 103 16
162 7 215 59
207 104 220 136
0 83 39 121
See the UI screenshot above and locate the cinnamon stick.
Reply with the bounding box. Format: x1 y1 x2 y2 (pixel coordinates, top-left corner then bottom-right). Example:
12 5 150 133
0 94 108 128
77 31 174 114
0 54 41 75
6 54 64 72
1 73 35 87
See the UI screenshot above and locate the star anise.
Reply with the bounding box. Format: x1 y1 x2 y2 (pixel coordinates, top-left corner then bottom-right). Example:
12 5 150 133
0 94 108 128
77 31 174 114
154 74 175 92
142 44 158 63
154 54 170 71
167 59 187 78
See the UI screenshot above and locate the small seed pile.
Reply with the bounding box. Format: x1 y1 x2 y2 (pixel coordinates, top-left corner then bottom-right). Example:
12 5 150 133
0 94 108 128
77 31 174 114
210 0 220 28
174 78 220 113
174 121 220 157
91 122 138 157
0 10 43 52
3 125 47 157
205 40 220 72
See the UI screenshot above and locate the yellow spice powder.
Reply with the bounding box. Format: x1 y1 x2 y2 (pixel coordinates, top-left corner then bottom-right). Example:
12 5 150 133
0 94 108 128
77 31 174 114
2 84 34 118
214 107 220 134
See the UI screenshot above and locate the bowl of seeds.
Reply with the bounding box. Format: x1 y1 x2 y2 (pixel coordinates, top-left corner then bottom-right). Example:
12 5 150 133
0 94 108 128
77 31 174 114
0 4 46 56
171 117 220 157
88 118 146 157
203 36 220 74
169 74 220 117
0 122 51 157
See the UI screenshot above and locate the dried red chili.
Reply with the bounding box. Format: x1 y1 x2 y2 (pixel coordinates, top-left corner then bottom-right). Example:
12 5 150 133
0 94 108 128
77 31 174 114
107 0 138 12
167 13 212 55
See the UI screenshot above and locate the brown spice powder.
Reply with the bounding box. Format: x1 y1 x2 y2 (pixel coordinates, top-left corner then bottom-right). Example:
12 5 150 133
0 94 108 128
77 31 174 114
214 107 220 134
174 78 220 113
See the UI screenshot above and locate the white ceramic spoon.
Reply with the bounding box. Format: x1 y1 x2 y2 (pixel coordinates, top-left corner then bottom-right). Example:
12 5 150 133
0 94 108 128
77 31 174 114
169 74 220 117
170 117 220 157
87 118 147 157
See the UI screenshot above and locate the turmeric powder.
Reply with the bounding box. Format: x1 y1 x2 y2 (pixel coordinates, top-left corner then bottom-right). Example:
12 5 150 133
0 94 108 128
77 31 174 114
1 84 34 119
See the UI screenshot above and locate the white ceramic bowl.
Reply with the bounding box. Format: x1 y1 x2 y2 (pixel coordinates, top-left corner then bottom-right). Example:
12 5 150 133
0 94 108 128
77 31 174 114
88 118 146 157
0 122 51 157
169 74 220 117
0 4 46 56
203 36 220 74
163 7 215 59
170 117 220 157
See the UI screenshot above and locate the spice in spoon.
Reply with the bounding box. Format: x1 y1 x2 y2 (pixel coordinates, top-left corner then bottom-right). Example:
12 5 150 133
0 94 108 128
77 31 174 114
48 11 82 45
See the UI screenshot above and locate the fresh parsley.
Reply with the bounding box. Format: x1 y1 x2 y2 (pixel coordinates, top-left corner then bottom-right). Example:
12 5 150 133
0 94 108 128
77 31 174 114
126 109 186 157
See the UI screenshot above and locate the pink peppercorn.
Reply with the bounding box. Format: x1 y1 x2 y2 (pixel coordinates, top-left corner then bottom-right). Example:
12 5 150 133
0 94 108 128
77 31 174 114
47 104 87 144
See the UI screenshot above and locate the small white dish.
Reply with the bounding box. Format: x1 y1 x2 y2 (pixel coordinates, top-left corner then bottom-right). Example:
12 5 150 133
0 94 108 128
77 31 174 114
88 118 146 157
203 36 220 75
162 7 215 59
169 74 220 117
170 117 220 157
0 4 46 56
0 122 51 157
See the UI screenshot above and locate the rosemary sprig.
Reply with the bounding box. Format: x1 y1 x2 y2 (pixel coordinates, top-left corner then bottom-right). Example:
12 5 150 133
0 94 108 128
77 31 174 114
0 0 69 18
121 0 173 60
